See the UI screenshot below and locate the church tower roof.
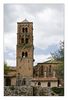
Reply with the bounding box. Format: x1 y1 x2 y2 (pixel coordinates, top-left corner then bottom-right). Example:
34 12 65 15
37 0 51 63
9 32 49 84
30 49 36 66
23 19 28 22
17 19 33 24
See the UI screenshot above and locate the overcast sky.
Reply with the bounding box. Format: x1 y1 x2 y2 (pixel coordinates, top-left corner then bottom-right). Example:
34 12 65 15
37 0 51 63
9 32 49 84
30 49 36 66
4 4 64 66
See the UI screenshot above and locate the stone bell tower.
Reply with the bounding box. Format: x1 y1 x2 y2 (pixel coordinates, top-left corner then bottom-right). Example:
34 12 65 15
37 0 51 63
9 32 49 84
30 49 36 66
16 19 33 80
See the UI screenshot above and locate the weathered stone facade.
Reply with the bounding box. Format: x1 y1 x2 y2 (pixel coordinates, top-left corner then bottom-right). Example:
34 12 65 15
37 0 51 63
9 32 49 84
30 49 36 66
4 86 33 96
4 67 16 86
4 86 58 96
16 19 33 77
4 19 62 96
33 86 57 96
31 77 58 87
33 60 62 78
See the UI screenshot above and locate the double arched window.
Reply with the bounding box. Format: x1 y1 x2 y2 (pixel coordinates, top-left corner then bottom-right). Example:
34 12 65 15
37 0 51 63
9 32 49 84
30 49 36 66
22 52 28 58
21 38 28 44
22 27 28 33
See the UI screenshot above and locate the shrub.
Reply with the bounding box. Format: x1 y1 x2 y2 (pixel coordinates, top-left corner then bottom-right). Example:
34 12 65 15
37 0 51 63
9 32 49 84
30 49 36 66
51 87 64 96
10 86 15 90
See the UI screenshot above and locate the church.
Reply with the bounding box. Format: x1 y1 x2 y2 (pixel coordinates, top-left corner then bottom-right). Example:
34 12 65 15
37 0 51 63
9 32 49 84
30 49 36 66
4 19 62 88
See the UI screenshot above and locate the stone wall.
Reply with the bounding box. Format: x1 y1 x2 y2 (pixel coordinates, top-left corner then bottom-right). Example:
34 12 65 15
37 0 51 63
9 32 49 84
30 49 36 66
33 86 50 96
33 86 58 96
33 62 61 77
4 86 33 96
17 21 33 77
4 86 58 96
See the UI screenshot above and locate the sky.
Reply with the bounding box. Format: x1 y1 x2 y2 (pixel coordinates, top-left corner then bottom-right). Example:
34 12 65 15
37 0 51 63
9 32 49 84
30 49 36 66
4 4 64 66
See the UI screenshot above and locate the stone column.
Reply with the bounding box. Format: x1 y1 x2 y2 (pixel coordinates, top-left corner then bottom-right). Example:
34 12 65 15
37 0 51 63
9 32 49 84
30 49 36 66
53 71 56 78
44 72 46 77
4 78 6 86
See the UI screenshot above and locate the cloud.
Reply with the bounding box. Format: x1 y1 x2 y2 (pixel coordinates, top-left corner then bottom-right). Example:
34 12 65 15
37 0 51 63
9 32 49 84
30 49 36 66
4 32 16 66
4 48 16 60
34 34 64 49
4 32 17 49
34 54 51 65
34 44 59 56
6 59 16 67
4 4 64 66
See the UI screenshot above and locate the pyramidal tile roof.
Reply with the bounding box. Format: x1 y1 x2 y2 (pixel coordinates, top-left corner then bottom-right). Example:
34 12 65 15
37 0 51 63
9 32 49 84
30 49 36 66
23 19 28 22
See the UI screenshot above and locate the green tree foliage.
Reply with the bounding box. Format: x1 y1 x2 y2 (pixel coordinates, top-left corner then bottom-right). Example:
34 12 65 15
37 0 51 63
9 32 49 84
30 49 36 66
4 62 10 75
51 41 64 61
51 87 64 96
51 41 64 80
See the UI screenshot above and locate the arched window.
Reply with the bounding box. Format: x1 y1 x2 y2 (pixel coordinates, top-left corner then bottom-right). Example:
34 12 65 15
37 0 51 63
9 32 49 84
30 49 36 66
25 52 28 57
25 38 28 44
22 52 24 58
25 27 28 33
22 28 24 33
48 82 51 87
49 65 51 73
38 82 41 85
5 78 11 86
21 38 24 43
18 73 20 76
22 52 28 58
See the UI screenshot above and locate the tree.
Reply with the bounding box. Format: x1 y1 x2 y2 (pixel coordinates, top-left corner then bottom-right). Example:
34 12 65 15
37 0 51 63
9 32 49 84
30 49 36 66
51 41 64 61
51 41 64 80
4 62 10 75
